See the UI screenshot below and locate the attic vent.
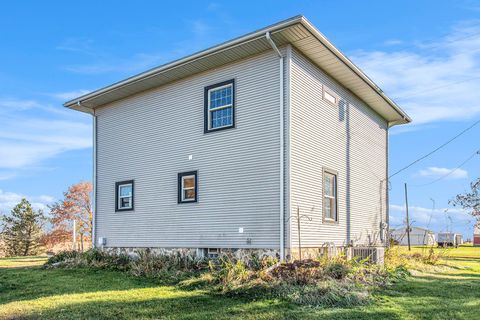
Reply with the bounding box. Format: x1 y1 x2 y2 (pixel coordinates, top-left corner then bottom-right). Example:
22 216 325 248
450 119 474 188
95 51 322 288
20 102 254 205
348 247 385 265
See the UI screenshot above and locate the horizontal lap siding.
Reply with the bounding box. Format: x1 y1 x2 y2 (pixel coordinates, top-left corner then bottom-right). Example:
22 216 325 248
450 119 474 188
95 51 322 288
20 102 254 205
290 48 387 247
96 50 280 249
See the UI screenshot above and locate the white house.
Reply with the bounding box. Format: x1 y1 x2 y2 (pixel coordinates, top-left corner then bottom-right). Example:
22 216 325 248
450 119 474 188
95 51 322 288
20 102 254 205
390 227 436 246
65 16 411 260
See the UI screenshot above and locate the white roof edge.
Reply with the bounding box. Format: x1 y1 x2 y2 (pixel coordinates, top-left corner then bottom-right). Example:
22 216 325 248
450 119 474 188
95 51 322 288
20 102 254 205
298 17 411 123
64 15 411 123
63 15 303 108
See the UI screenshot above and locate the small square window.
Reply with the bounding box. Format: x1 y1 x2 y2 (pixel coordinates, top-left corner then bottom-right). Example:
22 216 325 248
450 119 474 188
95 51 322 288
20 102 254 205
116 180 134 211
178 171 198 203
323 87 338 106
204 79 235 133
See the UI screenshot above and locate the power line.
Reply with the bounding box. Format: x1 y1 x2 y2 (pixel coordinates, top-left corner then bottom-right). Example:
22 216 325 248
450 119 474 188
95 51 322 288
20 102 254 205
411 149 480 187
389 118 480 178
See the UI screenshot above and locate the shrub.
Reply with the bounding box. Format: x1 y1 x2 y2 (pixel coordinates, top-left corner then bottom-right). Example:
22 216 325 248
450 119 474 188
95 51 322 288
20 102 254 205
267 259 323 285
45 250 80 265
324 260 351 279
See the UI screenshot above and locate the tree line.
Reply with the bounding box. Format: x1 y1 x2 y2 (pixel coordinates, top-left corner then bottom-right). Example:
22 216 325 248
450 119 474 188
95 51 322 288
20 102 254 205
0 182 92 257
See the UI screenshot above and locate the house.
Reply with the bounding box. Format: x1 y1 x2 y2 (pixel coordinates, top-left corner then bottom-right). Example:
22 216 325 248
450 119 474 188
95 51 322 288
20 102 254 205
65 16 411 260
390 227 436 246
474 226 480 247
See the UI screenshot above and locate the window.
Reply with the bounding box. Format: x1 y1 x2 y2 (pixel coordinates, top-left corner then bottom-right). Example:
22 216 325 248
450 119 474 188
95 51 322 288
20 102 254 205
323 170 337 222
116 180 134 211
178 171 198 203
323 86 338 106
204 79 235 132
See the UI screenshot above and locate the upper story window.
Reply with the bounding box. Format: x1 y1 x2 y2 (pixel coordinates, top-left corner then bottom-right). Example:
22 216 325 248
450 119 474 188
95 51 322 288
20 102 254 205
323 169 338 222
204 79 235 133
178 171 198 203
323 86 339 106
116 180 134 211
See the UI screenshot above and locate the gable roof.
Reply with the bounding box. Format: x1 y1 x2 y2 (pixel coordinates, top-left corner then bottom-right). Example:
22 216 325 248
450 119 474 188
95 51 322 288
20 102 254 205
64 15 411 125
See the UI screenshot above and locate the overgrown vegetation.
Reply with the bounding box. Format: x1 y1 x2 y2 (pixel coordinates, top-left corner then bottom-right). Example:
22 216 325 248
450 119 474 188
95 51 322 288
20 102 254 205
44 248 413 308
2 245 479 319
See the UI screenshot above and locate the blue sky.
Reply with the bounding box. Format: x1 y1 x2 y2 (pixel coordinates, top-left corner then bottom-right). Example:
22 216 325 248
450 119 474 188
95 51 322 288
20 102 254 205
1 1 479 238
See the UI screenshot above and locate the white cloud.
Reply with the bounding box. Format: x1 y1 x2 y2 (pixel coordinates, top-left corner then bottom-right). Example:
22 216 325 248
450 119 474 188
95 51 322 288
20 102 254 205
64 52 165 75
0 117 91 169
48 90 91 101
351 20 480 125
0 189 54 214
0 98 42 112
383 39 403 46
417 166 468 179
0 96 91 173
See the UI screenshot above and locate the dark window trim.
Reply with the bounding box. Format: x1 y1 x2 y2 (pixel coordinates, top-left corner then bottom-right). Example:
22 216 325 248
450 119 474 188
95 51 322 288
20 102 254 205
115 180 134 212
178 171 198 204
204 79 235 133
322 168 339 224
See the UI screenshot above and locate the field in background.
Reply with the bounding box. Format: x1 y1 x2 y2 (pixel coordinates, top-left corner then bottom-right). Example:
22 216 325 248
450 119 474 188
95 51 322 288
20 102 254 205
0 246 479 319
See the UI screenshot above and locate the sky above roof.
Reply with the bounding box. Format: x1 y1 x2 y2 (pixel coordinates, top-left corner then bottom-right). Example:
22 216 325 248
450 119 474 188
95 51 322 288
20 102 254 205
1 0 479 238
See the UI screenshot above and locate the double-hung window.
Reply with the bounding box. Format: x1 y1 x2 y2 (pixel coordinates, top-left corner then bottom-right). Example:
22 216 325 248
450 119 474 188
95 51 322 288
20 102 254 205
204 79 235 132
178 171 198 203
323 170 338 222
116 180 134 211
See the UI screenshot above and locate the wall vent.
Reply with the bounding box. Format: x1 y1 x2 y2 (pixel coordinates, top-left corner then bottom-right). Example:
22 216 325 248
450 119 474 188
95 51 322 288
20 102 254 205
207 248 220 258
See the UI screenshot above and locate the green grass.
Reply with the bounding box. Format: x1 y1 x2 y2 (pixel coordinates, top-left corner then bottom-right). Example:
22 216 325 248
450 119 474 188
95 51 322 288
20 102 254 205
0 246 479 319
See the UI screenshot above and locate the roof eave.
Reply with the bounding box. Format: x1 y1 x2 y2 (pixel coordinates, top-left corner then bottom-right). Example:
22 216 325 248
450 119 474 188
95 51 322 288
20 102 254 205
298 16 411 124
64 15 412 124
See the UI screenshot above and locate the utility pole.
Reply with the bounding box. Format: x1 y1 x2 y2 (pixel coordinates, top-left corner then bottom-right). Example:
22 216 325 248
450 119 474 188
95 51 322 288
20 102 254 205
404 183 411 251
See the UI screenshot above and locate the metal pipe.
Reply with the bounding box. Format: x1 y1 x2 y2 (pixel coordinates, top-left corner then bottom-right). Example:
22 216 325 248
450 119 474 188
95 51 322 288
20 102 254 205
78 101 97 249
266 32 285 261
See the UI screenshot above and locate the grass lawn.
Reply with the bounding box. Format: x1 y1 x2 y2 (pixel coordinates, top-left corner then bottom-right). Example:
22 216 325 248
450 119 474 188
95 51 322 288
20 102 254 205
0 246 479 319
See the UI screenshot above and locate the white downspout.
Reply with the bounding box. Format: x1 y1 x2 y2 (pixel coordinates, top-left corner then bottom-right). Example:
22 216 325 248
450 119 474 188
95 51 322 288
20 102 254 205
79 101 97 249
266 32 285 261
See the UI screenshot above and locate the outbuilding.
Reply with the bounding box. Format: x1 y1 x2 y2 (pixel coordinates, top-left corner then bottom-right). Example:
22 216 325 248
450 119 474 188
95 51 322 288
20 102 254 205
390 227 436 246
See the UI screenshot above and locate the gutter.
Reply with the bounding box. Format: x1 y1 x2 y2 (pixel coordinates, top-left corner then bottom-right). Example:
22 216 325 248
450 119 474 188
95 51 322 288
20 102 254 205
266 32 285 261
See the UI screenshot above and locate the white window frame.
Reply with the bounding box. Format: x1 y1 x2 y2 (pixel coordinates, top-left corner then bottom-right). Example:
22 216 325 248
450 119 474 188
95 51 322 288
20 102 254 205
117 183 133 210
323 169 338 223
322 86 339 106
207 83 234 131
181 174 196 202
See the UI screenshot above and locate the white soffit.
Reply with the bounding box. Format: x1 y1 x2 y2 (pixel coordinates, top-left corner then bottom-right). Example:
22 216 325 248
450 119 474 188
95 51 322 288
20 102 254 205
64 16 410 124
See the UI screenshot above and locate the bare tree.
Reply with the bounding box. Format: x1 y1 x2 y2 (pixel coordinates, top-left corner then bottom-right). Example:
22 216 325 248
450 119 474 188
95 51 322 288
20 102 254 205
450 178 480 228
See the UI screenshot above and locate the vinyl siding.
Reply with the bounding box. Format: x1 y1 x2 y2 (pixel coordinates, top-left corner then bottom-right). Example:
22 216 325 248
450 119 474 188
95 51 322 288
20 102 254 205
95 50 281 249
289 48 388 248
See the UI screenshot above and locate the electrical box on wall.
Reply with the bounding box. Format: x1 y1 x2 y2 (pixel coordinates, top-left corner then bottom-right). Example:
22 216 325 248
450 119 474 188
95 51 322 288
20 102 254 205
98 237 106 246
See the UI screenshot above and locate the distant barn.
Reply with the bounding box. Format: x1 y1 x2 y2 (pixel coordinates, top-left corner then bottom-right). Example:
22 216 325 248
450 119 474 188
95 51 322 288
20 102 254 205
390 227 435 246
